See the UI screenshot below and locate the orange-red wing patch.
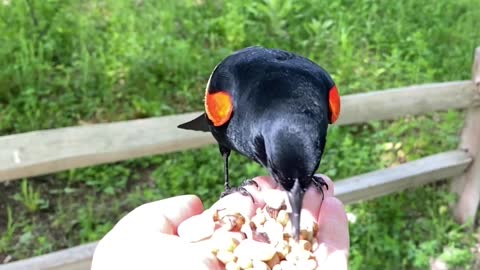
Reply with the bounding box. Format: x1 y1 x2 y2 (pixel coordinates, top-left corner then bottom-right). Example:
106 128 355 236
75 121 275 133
205 91 233 126
328 85 341 124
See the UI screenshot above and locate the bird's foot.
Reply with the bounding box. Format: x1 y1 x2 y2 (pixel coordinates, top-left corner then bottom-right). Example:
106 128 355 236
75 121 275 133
220 179 259 202
240 178 259 190
312 175 329 200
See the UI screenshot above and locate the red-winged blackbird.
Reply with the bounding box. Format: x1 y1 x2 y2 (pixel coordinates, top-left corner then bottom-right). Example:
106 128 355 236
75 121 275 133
178 46 340 240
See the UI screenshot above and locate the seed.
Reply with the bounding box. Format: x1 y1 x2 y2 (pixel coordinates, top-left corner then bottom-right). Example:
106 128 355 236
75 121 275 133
236 256 253 269
272 265 283 270
262 219 284 245
276 210 289 226
211 232 240 252
280 260 296 270
299 229 310 241
265 207 280 219
225 261 241 270
311 238 319 251
296 259 317 270
285 252 296 263
272 264 283 270
220 213 246 232
275 240 290 259
206 195 322 270
266 253 280 269
299 250 314 260
312 222 319 236
234 239 277 261
300 213 315 230
286 248 313 263
252 211 267 227
283 220 292 234
263 189 286 210
216 250 237 264
252 260 270 270
252 231 270 243
298 240 312 252
241 223 254 239
211 208 221 222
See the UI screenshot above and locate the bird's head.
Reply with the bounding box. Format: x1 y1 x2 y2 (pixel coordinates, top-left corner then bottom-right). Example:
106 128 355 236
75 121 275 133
261 116 325 240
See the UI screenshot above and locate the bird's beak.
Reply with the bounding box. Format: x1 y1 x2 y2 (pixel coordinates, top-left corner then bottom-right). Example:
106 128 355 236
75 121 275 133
286 178 305 241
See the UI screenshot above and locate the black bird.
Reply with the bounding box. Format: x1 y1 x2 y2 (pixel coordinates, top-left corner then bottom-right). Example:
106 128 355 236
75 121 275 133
178 46 340 240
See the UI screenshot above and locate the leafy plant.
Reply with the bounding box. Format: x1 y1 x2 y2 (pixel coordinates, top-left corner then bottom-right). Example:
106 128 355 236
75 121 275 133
0 206 17 254
12 179 48 213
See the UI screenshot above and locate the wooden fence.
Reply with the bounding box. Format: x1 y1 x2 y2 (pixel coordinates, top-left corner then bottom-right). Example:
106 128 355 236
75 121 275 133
0 47 479 270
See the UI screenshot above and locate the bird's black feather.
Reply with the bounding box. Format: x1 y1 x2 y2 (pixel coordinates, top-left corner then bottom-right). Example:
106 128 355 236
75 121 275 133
177 113 210 132
178 46 338 240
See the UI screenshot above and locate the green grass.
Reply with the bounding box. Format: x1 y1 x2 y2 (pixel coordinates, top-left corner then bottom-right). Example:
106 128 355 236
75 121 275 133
0 0 480 269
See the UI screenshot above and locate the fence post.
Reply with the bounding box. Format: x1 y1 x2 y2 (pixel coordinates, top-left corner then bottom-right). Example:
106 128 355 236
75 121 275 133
452 47 480 224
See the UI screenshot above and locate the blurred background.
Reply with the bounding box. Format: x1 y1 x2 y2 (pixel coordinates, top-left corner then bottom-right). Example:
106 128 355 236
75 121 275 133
0 0 479 269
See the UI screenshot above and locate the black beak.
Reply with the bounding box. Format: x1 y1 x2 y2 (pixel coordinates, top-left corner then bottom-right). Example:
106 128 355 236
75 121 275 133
286 178 305 241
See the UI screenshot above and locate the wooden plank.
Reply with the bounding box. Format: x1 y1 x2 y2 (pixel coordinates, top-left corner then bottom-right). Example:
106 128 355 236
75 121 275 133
0 150 472 270
0 112 216 182
0 242 97 270
336 150 472 204
452 47 480 224
335 80 478 125
0 81 477 182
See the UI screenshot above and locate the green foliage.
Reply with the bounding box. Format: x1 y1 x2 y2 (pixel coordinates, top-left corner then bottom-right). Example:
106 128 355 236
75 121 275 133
0 207 17 254
59 165 132 195
0 0 479 268
12 179 48 213
76 199 115 242
348 186 476 269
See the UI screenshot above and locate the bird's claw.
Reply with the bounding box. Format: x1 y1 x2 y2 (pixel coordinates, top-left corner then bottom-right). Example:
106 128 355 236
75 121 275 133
220 179 258 202
240 179 259 190
312 175 328 200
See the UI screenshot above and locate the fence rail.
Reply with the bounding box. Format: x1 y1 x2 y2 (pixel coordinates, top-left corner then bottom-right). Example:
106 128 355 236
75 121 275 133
1 47 479 270
1 81 477 183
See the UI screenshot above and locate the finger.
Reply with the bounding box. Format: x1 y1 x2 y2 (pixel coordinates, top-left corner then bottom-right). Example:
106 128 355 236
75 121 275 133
317 197 349 249
208 175 279 218
252 175 279 190
93 232 223 270
179 176 279 241
116 195 204 234
239 175 280 208
210 192 257 218
301 187 324 224
246 175 282 209
314 197 349 265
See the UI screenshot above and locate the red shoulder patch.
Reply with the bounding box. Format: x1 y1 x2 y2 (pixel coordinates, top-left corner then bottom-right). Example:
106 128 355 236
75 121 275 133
205 91 233 127
328 85 340 124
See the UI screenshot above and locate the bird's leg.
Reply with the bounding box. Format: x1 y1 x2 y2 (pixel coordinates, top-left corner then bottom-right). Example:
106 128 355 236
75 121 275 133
220 145 231 191
312 175 329 201
219 146 258 201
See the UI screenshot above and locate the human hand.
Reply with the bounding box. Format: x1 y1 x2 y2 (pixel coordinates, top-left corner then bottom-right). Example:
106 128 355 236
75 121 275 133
91 194 223 270
91 175 349 270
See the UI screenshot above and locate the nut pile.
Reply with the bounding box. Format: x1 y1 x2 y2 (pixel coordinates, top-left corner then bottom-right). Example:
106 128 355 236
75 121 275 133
206 190 320 270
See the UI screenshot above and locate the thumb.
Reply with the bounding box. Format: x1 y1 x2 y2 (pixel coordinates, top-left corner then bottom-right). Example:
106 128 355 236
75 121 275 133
115 195 205 234
314 197 349 269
